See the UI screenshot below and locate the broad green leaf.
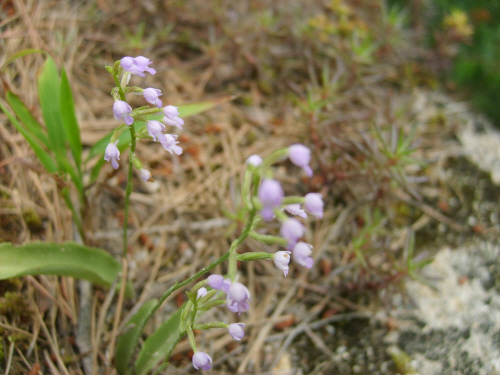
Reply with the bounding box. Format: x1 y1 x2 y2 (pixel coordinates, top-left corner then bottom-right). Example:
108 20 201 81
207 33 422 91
86 97 234 163
60 68 82 171
0 49 44 71
0 242 124 288
135 307 183 375
38 57 66 164
6 91 51 149
115 299 158 375
0 102 57 173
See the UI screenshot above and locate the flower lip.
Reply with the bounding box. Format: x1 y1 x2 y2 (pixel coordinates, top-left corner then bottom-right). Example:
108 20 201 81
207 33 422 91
285 204 307 218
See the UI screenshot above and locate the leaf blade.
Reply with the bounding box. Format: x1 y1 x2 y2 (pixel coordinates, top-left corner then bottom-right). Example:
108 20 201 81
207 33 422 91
0 102 58 173
37 57 66 163
60 67 83 171
0 242 121 288
115 299 158 375
6 91 51 149
134 308 183 375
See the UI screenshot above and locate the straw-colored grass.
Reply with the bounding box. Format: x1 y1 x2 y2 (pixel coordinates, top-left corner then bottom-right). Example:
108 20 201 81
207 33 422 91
0 0 493 374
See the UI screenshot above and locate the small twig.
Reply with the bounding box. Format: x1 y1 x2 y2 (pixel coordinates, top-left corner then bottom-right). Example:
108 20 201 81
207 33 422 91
106 257 128 368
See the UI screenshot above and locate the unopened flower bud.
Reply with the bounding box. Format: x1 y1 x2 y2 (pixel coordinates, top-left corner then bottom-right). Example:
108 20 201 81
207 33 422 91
228 323 245 341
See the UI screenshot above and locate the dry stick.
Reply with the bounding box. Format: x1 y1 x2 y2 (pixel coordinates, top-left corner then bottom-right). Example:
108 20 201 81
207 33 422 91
237 284 299 373
35 307 70 375
43 350 61 375
107 257 128 369
91 276 118 375
269 293 332 370
26 276 75 323
392 189 468 232
5 339 15 375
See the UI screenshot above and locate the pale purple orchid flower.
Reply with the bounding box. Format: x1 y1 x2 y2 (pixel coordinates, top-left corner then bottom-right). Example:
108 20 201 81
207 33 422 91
288 144 313 176
228 323 245 341
104 141 120 169
285 204 307 218
280 218 305 249
293 242 314 269
246 154 263 167
305 193 324 219
159 134 182 155
143 88 163 108
161 105 184 130
258 179 284 221
197 287 208 300
140 168 152 182
120 56 156 77
113 100 134 125
192 352 212 370
273 251 292 276
227 282 251 315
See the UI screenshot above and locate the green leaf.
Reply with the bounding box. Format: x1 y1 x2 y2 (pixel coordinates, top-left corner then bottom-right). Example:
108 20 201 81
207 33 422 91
0 242 123 288
115 299 158 375
135 307 183 375
0 102 58 173
60 68 82 171
0 49 44 71
6 91 51 149
38 57 66 164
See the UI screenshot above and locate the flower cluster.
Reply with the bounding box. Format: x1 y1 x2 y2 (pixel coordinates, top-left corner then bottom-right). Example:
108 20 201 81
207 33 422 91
255 144 323 275
184 144 323 370
104 56 184 181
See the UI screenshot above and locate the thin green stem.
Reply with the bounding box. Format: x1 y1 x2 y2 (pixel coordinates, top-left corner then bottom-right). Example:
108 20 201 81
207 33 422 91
133 208 257 362
112 68 136 259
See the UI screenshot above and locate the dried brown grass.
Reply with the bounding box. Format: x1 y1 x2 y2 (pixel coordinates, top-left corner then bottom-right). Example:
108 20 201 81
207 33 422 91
0 0 484 374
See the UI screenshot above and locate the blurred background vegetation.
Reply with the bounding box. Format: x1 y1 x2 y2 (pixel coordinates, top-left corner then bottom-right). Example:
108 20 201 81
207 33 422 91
391 0 500 125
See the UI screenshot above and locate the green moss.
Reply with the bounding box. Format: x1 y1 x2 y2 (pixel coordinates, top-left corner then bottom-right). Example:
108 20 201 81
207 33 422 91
22 209 43 232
